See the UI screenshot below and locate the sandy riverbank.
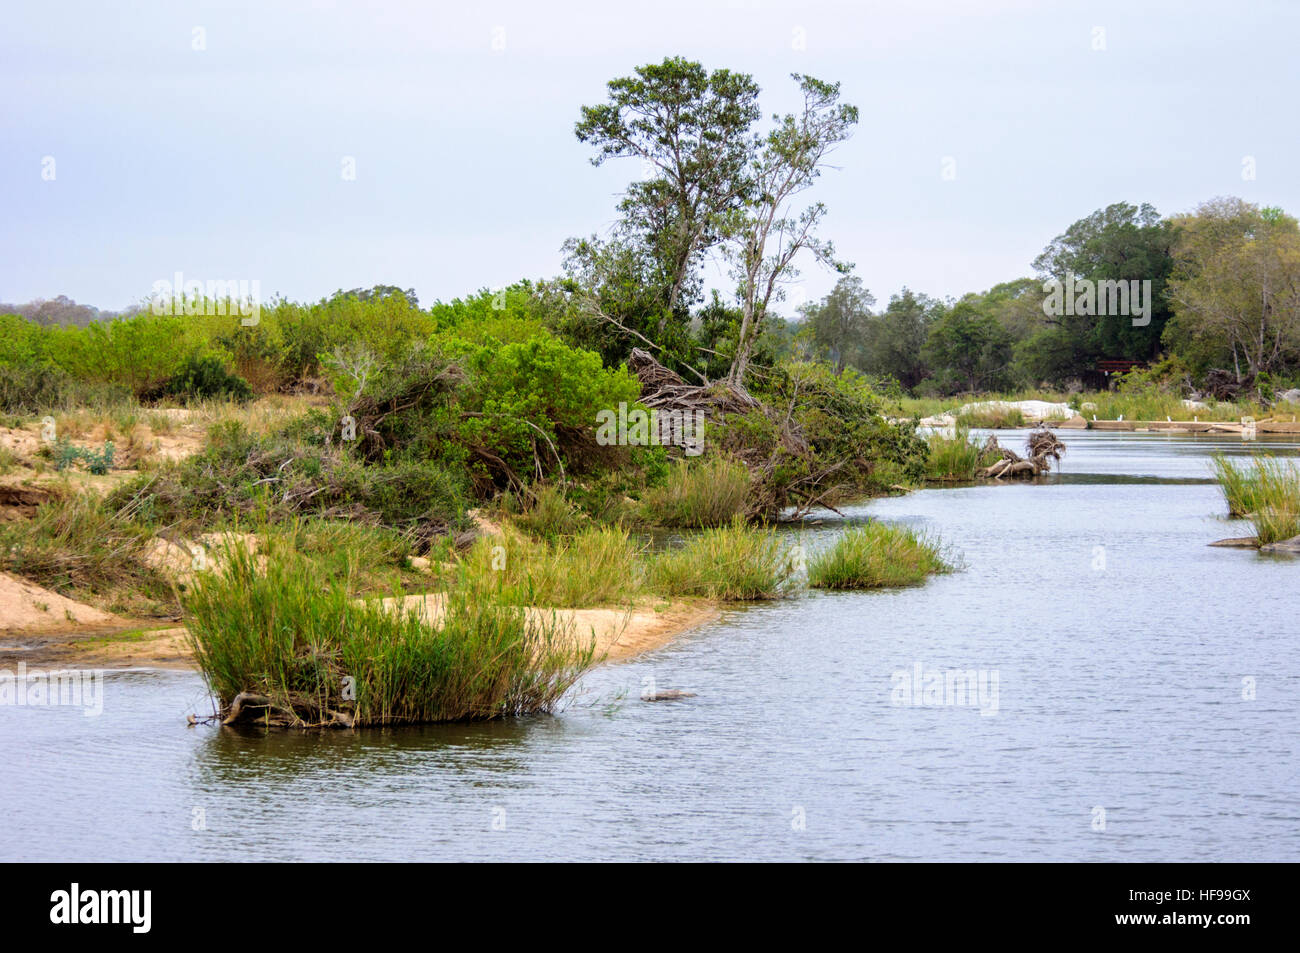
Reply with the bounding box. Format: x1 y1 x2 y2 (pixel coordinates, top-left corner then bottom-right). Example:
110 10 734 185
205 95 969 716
0 575 720 672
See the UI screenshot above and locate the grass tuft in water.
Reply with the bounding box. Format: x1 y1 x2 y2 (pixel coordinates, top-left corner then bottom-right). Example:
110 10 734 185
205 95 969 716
647 517 795 600
184 540 595 726
1211 454 1300 544
807 522 952 590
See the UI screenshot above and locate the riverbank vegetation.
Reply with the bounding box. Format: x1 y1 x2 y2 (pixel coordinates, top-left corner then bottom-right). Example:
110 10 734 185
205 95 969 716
185 541 595 727
1211 454 1300 545
13 55 1299 724
807 522 952 590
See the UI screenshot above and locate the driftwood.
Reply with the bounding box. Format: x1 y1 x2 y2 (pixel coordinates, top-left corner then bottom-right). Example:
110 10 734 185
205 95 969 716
975 427 1066 480
221 690 355 728
628 349 760 417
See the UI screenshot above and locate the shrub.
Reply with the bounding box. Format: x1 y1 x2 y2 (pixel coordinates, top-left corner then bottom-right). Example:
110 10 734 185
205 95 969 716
157 354 254 402
725 362 929 516
807 522 952 589
112 417 470 539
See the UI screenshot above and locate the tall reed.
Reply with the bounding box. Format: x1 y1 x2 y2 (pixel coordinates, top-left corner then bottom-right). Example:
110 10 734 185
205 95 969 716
184 540 595 726
1211 453 1300 544
640 455 751 527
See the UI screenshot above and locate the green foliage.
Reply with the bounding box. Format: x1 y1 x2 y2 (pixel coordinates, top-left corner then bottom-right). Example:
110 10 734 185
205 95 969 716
807 522 952 589
923 301 1015 394
648 518 796 600
113 417 470 537
639 455 751 527
46 311 196 396
51 438 116 475
730 362 928 514
1034 201 1176 364
158 354 254 402
184 541 595 726
802 275 875 373
347 332 643 494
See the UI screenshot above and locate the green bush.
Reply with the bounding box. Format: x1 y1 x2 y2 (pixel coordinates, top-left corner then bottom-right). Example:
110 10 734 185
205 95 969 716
157 354 254 402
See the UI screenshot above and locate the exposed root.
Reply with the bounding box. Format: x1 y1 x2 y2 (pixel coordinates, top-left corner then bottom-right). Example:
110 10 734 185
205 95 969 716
975 427 1067 480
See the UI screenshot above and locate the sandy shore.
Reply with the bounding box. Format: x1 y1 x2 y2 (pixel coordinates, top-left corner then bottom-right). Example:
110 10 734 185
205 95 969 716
0 582 719 672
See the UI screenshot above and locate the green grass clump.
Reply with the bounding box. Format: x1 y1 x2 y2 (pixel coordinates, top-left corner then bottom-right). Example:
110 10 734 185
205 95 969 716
925 427 999 482
507 484 587 541
0 490 174 613
457 524 642 608
647 518 795 600
639 455 752 527
184 542 595 726
954 404 1026 429
1211 454 1300 544
807 522 952 590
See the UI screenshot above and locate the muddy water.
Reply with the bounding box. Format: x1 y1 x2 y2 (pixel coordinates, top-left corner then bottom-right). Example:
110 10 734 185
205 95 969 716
3 430 1298 861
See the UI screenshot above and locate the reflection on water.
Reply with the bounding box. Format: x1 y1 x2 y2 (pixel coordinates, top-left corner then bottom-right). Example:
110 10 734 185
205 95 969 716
3 430 1298 861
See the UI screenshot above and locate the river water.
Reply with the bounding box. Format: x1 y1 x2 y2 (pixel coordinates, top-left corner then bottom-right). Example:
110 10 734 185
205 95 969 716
4 430 1298 861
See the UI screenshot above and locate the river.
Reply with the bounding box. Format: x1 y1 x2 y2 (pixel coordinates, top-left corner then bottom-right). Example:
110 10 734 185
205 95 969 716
4 430 1298 861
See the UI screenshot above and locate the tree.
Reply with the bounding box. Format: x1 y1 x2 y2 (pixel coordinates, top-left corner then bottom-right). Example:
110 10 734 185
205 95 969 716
803 275 874 373
862 288 941 389
923 301 1013 394
724 74 858 385
575 57 761 317
1033 201 1176 366
1164 197 1300 381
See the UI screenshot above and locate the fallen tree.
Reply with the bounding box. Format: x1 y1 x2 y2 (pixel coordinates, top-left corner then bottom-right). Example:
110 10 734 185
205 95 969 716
628 348 928 517
975 428 1066 480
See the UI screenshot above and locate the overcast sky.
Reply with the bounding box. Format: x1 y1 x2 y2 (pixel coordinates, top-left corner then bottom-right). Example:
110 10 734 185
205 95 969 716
2 0 1297 313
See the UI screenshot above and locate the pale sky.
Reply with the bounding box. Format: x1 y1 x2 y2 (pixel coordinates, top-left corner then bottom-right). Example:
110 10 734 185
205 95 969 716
2 0 1297 313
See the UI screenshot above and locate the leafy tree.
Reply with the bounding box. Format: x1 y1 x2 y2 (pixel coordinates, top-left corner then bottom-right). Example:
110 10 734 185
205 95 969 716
575 57 761 317
1164 197 1300 381
862 288 941 389
1033 201 1176 366
923 301 1013 394
802 276 874 373
724 74 858 384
